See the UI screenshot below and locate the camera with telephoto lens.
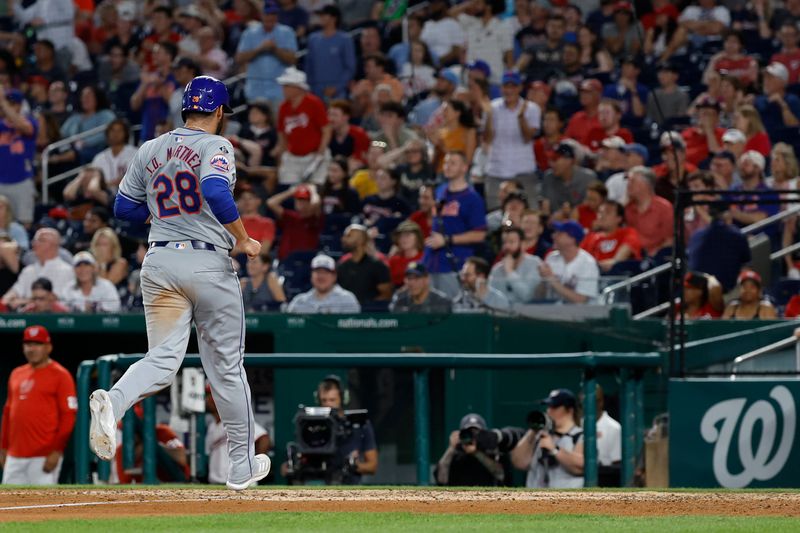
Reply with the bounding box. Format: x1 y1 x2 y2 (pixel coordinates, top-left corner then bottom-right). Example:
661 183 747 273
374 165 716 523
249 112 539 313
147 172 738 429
458 426 524 454
528 410 559 467
285 405 369 484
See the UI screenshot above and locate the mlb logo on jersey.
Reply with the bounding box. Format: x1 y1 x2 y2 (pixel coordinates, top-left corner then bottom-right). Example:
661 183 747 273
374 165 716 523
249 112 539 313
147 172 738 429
209 154 231 173
173 242 187 249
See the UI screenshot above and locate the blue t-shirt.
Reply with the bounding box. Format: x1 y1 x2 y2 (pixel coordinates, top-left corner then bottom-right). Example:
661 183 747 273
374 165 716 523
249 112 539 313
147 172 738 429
755 93 800 141
305 30 357 99
237 23 298 101
137 75 176 142
727 182 780 238
602 82 648 129
687 220 751 292
0 115 38 184
423 184 487 274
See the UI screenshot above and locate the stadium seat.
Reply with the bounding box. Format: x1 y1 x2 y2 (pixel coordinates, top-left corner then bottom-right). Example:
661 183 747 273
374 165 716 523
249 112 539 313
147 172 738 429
769 279 800 307
277 250 318 299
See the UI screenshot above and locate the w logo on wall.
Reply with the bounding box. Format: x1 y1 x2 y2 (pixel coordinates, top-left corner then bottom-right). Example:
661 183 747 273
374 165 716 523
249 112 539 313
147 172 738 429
700 385 796 488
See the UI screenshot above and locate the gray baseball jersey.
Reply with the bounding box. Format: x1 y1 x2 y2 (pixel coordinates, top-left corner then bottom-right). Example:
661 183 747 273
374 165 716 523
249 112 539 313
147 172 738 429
107 126 260 486
118 126 237 249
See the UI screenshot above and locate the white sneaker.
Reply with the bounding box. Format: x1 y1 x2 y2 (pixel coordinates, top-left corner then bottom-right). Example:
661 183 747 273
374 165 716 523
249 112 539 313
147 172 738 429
89 390 117 461
226 454 271 491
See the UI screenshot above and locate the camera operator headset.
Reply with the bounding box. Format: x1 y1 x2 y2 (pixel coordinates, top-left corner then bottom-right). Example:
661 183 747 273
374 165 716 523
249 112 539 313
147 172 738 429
314 375 378 483
510 389 585 488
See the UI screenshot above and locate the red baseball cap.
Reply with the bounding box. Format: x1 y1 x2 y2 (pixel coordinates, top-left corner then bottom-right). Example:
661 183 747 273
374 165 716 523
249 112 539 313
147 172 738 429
23 325 51 344
580 78 603 93
293 185 312 200
738 270 762 287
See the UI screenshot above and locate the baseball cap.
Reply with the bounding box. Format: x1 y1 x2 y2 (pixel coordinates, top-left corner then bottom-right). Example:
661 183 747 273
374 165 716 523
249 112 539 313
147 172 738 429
179 4 206 21
405 261 429 277
712 150 736 164
5 89 24 104
695 95 721 111
529 80 552 96
738 269 762 287
552 220 585 245
311 254 336 272
554 142 576 159
393 219 422 237
459 413 487 431
501 71 522 85
23 325 51 344
684 271 707 290
739 150 765 172
579 78 603 93
601 135 626 150
293 184 312 200
345 223 368 236
503 190 528 208
613 1 633 14
315 4 341 18
263 0 280 14
765 62 790 83
541 388 576 408
659 131 686 150
657 61 679 73
623 143 649 161
73 251 97 267
722 128 746 144
467 60 491 79
437 68 459 87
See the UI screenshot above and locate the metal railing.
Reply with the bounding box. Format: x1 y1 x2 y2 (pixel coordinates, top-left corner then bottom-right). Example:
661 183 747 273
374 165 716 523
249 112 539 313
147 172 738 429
731 336 800 374
601 262 671 305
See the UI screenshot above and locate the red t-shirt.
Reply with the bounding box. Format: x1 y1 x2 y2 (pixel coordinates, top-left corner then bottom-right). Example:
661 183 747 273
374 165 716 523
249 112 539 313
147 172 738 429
675 301 722 320
585 127 634 152
682 127 725 166
712 56 756 86
625 196 674 257
581 227 643 262
277 209 323 260
388 252 423 287
242 214 276 245
745 131 771 157
771 50 800 85
349 125 371 164
565 110 601 147
409 211 432 238
0 361 77 458
534 135 565 171
278 93 329 156
116 424 190 483
576 204 598 230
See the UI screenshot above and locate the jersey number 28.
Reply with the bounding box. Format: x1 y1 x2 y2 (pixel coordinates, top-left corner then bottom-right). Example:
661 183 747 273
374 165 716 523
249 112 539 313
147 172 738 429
154 172 202 217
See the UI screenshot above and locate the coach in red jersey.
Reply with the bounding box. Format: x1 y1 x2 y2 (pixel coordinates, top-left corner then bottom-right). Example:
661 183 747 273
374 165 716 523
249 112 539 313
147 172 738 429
274 67 332 187
581 200 642 272
0 326 77 484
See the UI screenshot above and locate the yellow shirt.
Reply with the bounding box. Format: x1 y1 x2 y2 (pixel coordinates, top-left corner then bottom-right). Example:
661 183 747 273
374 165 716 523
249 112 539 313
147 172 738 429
349 170 378 200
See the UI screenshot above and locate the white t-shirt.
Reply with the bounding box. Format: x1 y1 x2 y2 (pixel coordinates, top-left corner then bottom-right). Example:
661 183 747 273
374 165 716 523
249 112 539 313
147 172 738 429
205 418 268 484
679 5 731 25
545 249 600 302
10 257 75 300
597 411 622 466
62 277 121 312
458 14 513 85
420 18 465 61
92 145 137 188
486 97 540 178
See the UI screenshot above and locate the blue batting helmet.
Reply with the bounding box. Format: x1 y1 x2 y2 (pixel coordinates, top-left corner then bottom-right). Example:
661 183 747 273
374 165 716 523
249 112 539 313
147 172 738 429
181 76 233 118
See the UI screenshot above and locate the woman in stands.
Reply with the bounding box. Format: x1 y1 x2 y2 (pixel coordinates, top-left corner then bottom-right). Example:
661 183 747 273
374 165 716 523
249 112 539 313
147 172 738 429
676 272 723 320
400 40 436 100
704 31 758 89
240 249 286 312
432 99 477 172
321 157 360 217
90 227 129 288
722 270 778 319
734 104 771 157
60 86 116 163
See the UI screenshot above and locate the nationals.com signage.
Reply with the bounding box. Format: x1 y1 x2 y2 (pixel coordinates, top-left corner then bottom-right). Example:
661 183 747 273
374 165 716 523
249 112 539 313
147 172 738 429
670 379 799 488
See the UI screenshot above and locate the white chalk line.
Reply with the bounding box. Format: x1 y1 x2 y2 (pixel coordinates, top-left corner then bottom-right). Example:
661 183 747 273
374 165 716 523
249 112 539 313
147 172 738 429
0 498 209 512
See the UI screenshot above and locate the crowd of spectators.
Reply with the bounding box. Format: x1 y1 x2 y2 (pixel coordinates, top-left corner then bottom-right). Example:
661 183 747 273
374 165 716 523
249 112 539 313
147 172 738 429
2 0 800 318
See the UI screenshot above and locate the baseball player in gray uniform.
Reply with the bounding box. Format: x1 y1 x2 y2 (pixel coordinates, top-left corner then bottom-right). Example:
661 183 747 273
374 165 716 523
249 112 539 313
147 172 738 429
88 76 270 490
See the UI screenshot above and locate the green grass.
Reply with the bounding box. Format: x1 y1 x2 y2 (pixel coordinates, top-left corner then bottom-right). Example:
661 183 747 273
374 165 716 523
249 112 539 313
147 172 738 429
1 512 798 533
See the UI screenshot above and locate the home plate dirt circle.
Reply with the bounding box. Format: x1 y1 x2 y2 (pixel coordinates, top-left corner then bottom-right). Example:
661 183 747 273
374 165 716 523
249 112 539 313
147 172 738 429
0 489 798 522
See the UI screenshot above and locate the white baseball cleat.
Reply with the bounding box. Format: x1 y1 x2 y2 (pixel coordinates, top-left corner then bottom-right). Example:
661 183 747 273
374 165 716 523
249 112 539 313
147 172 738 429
89 389 117 461
226 454 271 491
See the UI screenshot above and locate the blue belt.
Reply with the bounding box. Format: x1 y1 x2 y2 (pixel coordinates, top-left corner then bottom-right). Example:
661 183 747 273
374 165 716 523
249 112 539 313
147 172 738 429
149 240 217 252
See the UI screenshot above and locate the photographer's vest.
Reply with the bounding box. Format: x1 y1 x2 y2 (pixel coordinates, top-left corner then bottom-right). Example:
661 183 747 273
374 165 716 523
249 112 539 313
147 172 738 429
526 425 584 489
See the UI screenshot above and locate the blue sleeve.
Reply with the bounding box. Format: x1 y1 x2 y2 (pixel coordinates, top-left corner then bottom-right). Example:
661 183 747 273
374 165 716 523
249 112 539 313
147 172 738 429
114 193 151 223
465 192 487 231
342 34 356 82
201 177 240 224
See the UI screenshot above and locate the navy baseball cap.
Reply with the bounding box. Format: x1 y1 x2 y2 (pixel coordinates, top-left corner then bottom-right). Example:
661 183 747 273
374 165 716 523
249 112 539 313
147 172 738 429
468 60 491 78
263 0 280 14
405 261 429 277
502 71 522 85
541 388 576 408
623 143 649 161
459 413 487 430
554 142 576 159
5 89 24 103
552 220 585 245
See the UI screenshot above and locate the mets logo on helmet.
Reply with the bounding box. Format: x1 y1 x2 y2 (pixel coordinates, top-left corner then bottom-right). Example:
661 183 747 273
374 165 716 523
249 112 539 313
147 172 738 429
209 154 231 173
192 95 201 102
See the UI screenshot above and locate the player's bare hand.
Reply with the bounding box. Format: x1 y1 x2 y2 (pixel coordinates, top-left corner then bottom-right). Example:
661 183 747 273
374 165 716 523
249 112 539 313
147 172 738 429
42 450 61 473
241 238 261 260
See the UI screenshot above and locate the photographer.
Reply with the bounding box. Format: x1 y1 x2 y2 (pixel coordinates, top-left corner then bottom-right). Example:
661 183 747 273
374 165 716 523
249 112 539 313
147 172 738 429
511 389 584 488
286 376 378 485
435 413 509 486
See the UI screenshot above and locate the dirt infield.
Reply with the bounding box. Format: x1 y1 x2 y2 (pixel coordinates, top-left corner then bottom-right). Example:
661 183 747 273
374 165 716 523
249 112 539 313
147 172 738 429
0 489 798 522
